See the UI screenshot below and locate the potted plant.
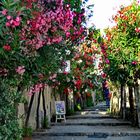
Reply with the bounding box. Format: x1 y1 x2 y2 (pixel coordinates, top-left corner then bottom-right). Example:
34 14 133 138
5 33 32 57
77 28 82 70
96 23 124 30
22 126 33 140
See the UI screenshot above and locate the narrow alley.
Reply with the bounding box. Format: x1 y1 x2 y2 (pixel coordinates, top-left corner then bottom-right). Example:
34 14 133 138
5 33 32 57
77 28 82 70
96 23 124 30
33 102 140 140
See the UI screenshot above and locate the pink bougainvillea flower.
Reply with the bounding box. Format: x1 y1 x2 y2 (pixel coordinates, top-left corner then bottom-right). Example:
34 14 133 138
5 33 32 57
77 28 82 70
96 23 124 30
49 73 57 80
6 22 10 27
10 19 14 24
16 66 25 75
63 71 68 75
52 73 57 78
101 73 107 79
34 83 43 92
135 27 140 33
13 20 20 26
131 61 137 65
15 16 21 22
66 32 70 38
27 20 30 24
74 79 82 89
2 9 7 15
28 83 44 96
3 45 11 51
99 58 102 61
7 15 12 20
28 87 34 96
0 68 8 76
105 59 110 64
63 87 69 94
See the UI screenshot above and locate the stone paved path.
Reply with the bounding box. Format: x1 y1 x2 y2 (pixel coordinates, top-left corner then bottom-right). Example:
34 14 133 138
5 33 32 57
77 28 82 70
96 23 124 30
33 102 140 140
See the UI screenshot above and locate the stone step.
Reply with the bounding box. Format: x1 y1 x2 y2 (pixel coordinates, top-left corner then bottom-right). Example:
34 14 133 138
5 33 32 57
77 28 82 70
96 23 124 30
66 115 114 119
82 107 109 112
33 132 140 137
74 110 108 115
33 125 140 137
51 122 131 126
52 118 131 125
33 135 140 140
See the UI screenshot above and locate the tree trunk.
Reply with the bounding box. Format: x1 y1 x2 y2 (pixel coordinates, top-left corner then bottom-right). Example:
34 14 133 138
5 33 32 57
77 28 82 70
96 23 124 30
42 87 47 128
36 89 42 129
134 80 140 127
123 85 126 120
25 92 35 127
120 84 123 118
120 85 126 119
66 93 68 112
128 86 135 124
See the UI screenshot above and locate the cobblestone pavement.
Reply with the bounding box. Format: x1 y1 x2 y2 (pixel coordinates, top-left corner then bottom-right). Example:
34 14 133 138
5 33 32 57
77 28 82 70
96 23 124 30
33 102 140 140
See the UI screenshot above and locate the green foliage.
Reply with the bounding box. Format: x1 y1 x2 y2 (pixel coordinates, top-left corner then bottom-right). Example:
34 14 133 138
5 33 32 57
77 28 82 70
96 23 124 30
74 104 81 111
86 96 93 107
104 1 140 85
66 108 75 116
64 0 82 12
22 126 33 137
0 79 22 140
96 90 104 102
42 116 49 129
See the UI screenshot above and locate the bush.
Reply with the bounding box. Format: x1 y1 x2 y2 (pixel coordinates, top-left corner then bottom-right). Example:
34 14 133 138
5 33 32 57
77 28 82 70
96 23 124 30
42 116 49 129
86 96 93 107
22 126 33 137
66 109 75 116
0 80 22 140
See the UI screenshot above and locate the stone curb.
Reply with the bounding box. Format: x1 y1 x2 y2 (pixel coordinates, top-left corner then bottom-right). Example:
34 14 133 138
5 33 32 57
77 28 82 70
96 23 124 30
80 108 109 112
51 122 131 126
66 116 116 119
32 132 140 137
74 111 108 115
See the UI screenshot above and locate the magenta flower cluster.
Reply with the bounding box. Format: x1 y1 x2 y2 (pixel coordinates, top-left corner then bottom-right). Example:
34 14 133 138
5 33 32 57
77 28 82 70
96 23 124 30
21 0 74 50
2 9 21 28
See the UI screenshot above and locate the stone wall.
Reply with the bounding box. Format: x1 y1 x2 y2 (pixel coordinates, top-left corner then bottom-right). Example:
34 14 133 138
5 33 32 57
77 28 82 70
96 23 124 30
18 86 60 129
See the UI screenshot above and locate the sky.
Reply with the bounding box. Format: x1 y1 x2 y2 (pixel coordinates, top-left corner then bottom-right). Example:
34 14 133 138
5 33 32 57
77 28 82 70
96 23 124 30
86 0 132 30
